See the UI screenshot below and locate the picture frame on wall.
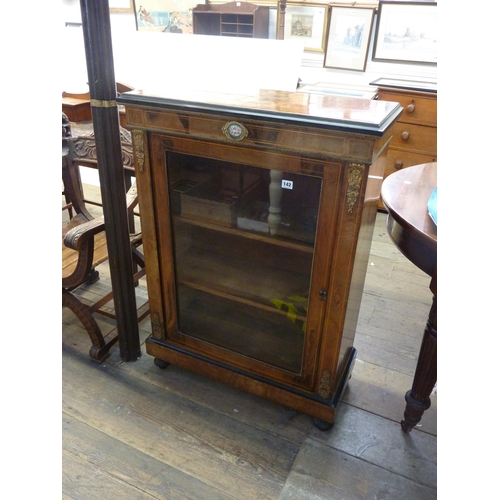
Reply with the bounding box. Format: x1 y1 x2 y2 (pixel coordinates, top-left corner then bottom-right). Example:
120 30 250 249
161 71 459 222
324 6 375 72
132 0 195 33
373 1 437 65
110 0 134 12
279 2 328 52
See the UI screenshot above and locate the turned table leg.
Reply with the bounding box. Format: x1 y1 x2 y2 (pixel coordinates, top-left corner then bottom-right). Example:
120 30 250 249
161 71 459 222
401 294 437 432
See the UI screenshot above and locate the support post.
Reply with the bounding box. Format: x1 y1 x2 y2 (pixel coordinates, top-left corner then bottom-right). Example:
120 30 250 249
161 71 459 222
79 0 141 361
277 0 287 40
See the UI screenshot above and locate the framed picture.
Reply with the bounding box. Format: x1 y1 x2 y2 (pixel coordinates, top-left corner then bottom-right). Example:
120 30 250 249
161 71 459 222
110 0 134 12
324 6 375 71
279 2 328 52
373 1 437 65
132 0 195 34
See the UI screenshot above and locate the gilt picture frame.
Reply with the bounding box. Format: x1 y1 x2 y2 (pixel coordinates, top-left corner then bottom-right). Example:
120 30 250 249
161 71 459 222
279 2 328 52
132 0 195 33
324 6 375 71
373 1 437 65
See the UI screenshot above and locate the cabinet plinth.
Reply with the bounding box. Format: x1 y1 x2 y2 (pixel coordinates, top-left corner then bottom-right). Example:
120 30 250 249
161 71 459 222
118 88 402 427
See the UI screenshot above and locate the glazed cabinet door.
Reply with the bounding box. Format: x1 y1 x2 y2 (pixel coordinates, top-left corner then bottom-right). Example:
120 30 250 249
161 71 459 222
148 133 343 392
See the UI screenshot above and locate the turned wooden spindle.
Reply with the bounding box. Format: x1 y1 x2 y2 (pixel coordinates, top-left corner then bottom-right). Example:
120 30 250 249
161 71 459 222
268 169 283 235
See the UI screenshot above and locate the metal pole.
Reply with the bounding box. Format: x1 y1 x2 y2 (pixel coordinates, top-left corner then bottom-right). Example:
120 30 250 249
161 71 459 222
79 0 141 361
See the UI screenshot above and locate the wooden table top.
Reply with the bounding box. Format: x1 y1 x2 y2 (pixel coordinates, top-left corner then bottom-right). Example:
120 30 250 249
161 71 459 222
118 88 402 136
381 162 437 279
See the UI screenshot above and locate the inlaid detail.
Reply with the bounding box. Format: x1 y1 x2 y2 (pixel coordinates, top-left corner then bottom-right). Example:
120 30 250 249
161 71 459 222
346 163 365 213
178 114 189 131
347 139 372 159
126 108 144 126
254 128 279 144
300 160 324 177
222 121 248 141
151 313 165 339
318 370 331 399
161 137 174 150
132 130 145 172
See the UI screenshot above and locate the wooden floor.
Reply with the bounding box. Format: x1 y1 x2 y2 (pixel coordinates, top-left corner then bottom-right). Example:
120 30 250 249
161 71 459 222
62 187 437 500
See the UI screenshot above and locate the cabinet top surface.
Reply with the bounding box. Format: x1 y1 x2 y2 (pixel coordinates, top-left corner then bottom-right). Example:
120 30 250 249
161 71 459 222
117 88 403 136
370 77 437 94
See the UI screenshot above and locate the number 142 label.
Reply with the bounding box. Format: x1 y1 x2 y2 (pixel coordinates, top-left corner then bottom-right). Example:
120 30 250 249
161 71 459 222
281 180 293 190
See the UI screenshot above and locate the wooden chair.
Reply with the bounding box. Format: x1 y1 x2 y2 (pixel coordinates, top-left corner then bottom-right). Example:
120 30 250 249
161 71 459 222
62 130 148 363
62 112 77 219
62 81 134 126
62 81 133 100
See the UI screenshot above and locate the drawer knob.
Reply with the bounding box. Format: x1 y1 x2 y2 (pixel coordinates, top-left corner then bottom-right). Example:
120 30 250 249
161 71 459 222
406 103 415 113
401 131 410 140
395 161 404 170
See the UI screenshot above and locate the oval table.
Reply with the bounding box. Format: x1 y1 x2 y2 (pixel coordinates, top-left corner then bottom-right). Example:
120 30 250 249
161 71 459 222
381 162 437 432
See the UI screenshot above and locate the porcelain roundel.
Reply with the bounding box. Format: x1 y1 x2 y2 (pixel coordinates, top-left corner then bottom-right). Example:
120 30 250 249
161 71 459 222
222 121 248 141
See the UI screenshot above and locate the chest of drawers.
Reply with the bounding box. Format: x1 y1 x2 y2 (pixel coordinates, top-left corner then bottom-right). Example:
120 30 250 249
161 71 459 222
376 85 437 209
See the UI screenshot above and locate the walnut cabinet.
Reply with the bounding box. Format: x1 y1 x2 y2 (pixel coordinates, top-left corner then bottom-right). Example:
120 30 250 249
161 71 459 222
118 88 402 428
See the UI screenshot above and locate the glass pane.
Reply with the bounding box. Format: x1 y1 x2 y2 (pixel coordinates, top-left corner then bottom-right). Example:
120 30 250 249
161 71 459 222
167 152 322 374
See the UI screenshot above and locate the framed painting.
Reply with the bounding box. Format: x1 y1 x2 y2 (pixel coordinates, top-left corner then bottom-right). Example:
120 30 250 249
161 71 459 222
373 1 437 65
132 0 196 34
324 6 375 71
279 2 328 52
110 0 134 12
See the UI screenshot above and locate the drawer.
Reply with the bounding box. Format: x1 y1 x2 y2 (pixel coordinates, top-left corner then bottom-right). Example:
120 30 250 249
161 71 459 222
125 105 379 162
389 122 437 154
385 149 437 177
378 90 436 127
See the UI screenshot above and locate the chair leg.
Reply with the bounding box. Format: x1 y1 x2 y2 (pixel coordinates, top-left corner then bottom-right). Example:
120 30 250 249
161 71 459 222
86 268 100 285
62 289 118 363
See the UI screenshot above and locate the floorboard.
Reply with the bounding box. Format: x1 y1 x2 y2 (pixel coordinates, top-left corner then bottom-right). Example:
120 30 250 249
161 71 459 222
62 193 437 499
63 349 298 500
63 415 238 500
278 440 436 500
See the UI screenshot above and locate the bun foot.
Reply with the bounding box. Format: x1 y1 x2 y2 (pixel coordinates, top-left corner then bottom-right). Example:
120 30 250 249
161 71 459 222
154 358 170 369
313 418 334 431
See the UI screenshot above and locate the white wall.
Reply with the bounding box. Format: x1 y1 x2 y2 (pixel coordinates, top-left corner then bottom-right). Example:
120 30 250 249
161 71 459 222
298 19 437 87
61 1 436 186
61 1 436 94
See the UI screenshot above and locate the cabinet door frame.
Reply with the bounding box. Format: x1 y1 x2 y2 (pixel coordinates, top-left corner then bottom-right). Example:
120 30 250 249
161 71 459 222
146 132 346 392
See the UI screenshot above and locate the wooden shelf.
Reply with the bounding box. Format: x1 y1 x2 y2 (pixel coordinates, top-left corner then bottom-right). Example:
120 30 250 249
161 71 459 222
176 215 314 253
193 2 269 39
176 284 304 373
174 220 313 307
